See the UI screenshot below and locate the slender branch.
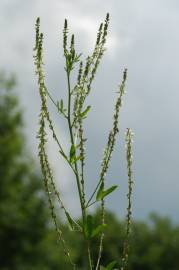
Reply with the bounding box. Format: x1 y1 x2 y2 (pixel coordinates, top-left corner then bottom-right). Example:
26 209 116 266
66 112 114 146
66 70 86 218
95 233 104 270
37 110 75 269
45 86 68 119
85 200 98 209
42 147 81 231
87 241 93 270
42 148 76 269
87 70 127 208
66 67 94 269
121 128 134 270
86 180 101 208
95 69 128 269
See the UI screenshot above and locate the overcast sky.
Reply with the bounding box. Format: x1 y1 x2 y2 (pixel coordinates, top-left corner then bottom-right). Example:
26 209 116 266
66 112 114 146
1 0 179 222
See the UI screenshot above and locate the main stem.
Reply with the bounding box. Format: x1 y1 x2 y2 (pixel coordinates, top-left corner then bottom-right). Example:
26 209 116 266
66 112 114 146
66 71 85 221
66 71 93 270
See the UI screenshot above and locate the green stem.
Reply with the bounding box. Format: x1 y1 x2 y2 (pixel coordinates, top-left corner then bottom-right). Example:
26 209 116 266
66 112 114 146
66 68 94 270
66 70 86 221
86 181 101 207
86 200 98 209
44 86 67 118
86 147 111 207
87 241 93 270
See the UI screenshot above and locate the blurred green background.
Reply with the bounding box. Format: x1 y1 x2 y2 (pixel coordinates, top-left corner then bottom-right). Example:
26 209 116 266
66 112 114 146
1 73 179 270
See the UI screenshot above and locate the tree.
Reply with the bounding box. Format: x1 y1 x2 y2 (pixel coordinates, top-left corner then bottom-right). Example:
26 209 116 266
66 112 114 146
0 72 69 269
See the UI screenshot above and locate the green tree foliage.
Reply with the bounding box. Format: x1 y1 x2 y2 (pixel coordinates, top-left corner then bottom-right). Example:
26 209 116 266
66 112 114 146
71 211 179 270
0 73 69 270
129 213 179 270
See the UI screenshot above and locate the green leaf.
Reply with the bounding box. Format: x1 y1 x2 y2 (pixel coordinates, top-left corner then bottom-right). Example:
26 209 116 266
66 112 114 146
65 211 81 231
69 145 81 164
105 261 118 270
102 185 118 199
84 215 107 239
57 101 60 111
96 184 118 201
96 182 104 201
84 215 93 238
57 99 65 113
60 99 63 110
80 105 91 119
74 155 81 162
91 223 107 238
65 211 75 230
100 261 117 270
69 144 76 163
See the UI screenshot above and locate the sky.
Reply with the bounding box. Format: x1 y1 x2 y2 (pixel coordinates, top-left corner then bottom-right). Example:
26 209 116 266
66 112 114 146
1 0 179 222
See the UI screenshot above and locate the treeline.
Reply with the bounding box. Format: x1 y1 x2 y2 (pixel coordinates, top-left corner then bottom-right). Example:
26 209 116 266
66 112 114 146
0 74 179 270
